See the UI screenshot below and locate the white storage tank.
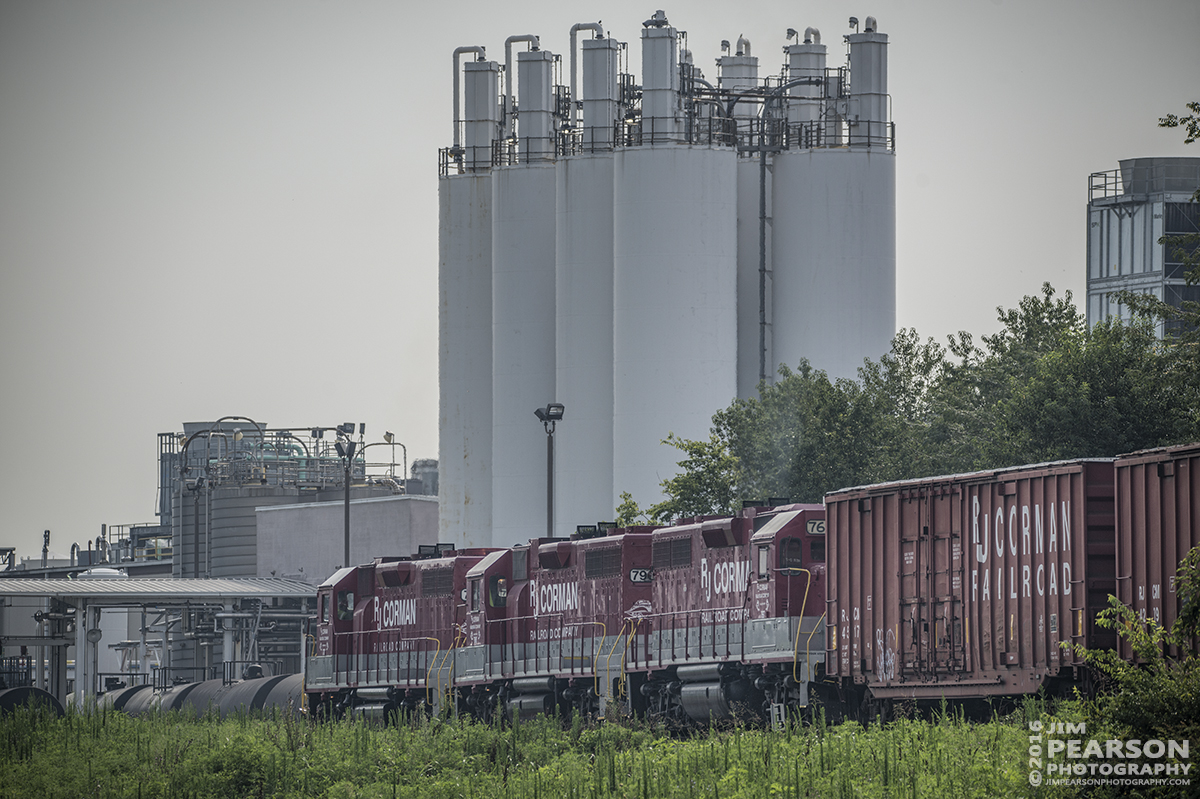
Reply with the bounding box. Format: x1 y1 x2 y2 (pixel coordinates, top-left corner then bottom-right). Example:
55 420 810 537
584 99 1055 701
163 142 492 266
439 53 498 548
771 23 895 381
555 31 620 536
613 144 738 510
612 17 737 511
492 42 559 548
721 41 769 398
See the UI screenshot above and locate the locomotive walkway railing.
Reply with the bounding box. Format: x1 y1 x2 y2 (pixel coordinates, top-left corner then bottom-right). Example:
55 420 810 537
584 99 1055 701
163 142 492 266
624 607 747 669
329 627 453 698
484 613 604 682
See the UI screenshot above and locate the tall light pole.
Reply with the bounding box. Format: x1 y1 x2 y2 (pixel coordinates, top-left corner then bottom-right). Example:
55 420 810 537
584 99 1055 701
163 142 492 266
534 404 565 538
334 422 362 568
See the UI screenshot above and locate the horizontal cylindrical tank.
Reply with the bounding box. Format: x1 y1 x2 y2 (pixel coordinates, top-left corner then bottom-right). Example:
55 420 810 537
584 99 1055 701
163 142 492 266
492 160 557 548
1114 442 1200 660
770 147 895 381
0 686 64 716
825 459 1116 699
99 683 151 712
613 145 738 511
439 171 494 549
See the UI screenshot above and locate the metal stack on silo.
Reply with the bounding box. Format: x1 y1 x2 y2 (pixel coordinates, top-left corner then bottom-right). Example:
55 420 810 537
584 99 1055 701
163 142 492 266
438 11 896 547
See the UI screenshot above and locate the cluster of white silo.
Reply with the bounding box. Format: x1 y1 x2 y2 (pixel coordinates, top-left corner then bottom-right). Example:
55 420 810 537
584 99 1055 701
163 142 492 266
439 11 896 548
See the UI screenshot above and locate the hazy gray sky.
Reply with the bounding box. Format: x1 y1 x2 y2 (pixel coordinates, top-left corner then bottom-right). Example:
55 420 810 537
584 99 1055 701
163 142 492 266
1 0 1197 561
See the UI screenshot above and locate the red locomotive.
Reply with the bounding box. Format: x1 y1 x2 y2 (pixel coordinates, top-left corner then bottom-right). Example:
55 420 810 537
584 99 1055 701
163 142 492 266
305 444 1198 724
305 505 828 724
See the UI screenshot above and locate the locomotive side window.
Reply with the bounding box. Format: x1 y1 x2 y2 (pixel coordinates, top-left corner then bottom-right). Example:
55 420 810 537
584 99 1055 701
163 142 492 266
470 579 481 612
779 537 804 569
489 576 508 607
320 594 330 624
336 590 354 621
757 545 770 581
810 540 826 562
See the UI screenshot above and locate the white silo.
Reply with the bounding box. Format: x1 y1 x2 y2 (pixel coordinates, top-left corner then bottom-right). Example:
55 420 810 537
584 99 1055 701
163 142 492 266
555 27 621 536
719 38 771 399
439 49 498 549
491 39 560 548
771 21 895 382
612 15 738 512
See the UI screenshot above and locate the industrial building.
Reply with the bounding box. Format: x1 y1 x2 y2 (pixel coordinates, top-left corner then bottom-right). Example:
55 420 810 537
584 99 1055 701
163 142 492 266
439 11 896 547
0 418 438 705
1086 156 1200 334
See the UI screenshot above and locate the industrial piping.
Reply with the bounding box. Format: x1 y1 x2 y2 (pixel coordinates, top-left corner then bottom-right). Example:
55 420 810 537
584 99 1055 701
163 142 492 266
569 22 604 127
452 46 487 151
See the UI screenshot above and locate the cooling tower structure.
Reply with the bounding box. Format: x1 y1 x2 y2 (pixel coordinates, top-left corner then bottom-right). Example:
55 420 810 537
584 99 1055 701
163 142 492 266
438 12 896 545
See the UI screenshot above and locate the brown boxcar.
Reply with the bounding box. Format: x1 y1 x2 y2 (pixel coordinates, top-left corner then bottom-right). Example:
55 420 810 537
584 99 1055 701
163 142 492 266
1114 442 1200 659
825 460 1115 703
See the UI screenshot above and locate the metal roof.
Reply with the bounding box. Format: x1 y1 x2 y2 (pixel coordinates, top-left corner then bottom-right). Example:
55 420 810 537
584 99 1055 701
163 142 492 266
0 577 314 604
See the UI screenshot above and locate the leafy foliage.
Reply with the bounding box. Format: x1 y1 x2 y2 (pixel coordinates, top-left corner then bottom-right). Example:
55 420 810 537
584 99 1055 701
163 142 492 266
0 701 1085 799
1065 547 1200 748
632 283 1199 518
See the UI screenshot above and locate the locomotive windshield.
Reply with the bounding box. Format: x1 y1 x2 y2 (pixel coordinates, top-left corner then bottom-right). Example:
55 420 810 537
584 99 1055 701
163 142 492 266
337 590 354 620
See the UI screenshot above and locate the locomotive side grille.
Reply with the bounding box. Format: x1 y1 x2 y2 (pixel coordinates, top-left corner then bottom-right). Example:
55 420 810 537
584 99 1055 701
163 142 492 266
652 538 692 570
584 547 621 578
421 568 454 596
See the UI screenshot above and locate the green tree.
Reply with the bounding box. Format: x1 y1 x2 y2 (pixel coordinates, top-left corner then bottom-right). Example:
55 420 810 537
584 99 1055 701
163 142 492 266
1066 547 1200 746
637 283 1199 520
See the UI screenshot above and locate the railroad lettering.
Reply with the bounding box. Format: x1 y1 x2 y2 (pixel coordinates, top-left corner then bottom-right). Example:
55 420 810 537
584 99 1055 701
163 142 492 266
532 579 579 616
373 597 417 630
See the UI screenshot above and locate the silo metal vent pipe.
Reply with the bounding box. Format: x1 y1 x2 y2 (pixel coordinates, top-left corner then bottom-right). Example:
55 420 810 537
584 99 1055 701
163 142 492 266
804 27 821 45
736 35 750 56
504 34 540 137
452 46 487 150
569 22 604 126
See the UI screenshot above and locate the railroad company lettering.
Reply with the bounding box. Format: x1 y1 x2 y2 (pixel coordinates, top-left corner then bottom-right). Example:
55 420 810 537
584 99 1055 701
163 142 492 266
374 597 416 629
700 557 751 603
531 579 579 616
970 495 1072 602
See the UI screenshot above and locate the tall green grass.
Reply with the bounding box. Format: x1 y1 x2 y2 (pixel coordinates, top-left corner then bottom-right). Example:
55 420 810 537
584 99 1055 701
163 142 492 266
0 700 1085 798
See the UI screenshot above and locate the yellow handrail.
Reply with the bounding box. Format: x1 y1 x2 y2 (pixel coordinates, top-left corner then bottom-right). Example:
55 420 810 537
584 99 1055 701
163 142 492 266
603 621 630 701
788 568 814 684
564 621 605 697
